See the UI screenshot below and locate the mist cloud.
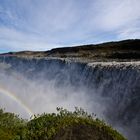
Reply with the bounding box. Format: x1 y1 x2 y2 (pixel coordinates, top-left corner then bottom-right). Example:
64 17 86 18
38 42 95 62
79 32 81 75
0 62 106 119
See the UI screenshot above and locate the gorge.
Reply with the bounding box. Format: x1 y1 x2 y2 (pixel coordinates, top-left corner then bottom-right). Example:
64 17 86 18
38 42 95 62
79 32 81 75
0 39 140 140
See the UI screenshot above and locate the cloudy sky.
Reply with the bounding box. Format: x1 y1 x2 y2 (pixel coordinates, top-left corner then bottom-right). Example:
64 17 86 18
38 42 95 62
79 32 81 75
0 0 140 53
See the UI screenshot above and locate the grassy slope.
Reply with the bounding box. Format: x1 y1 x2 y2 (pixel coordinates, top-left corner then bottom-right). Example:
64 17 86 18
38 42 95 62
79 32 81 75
0 108 126 140
1 39 140 61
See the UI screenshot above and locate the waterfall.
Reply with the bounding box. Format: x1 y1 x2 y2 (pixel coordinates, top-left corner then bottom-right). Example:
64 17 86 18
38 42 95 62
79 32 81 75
0 56 140 140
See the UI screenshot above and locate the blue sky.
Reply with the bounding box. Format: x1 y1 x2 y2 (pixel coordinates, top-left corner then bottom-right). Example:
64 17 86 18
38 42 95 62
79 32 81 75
0 0 140 53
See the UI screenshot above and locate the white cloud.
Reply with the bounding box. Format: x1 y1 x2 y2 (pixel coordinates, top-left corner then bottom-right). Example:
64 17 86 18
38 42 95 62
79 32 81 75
0 27 57 51
0 0 140 52
118 27 140 39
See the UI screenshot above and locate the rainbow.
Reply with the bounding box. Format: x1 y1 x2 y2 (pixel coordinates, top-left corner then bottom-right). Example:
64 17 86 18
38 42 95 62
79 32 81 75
0 85 33 117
